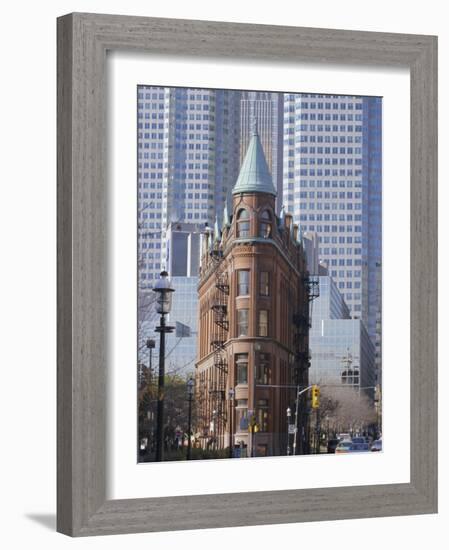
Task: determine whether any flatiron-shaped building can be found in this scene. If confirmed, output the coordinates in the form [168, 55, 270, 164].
[196, 127, 311, 457]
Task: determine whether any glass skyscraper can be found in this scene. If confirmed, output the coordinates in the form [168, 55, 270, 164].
[309, 276, 376, 397]
[137, 88, 382, 382]
[164, 276, 199, 376]
[139, 223, 201, 376]
[137, 86, 241, 372]
[240, 91, 284, 211]
[282, 94, 382, 376]
[137, 86, 241, 288]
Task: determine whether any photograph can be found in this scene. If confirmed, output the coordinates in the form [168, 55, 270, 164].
[137, 86, 382, 461]
[0, 0, 440, 543]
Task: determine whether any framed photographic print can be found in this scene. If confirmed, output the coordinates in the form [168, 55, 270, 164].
[57, 13, 437, 536]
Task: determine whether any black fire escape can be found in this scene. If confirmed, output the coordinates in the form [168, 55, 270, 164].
[292, 275, 320, 453]
[208, 249, 229, 448]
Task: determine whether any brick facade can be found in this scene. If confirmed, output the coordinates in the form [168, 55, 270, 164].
[196, 166, 310, 456]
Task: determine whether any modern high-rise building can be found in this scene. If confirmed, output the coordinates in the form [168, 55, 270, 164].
[163, 222, 202, 375]
[240, 91, 284, 211]
[196, 129, 310, 457]
[302, 230, 320, 275]
[163, 276, 199, 375]
[282, 94, 382, 375]
[137, 86, 241, 373]
[166, 221, 203, 278]
[308, 276, 376, 399]
[137, 86, 241, 288]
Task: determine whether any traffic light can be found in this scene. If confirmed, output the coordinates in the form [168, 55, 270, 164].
[249, 414, 259, 433]
[311, 384, 320, 409]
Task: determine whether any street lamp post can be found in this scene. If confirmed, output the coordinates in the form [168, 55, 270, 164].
[153, 271, 175, 462]
[286, 407, 292, 455]
[146, 338, 156, 384]
[228, 388, 235, 458]
[186, 378, 194, 460]
[145, 338, 156, 454]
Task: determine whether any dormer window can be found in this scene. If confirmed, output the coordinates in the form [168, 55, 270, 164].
[259, 210, 272, 238]
[236, 209, 250, 237]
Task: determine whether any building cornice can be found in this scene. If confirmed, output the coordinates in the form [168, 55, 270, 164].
[224, 237, 302, 277]
[195, 333, 298, 369]
[225, 336, 296, 357]
[198, 235, 304, 291]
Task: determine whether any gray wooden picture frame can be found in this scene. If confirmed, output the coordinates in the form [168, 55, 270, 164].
[57, 12, 438, 537]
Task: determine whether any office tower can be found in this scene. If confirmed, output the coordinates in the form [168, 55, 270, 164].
[282, 94, 382, 361]
[163, 222, 203, 375]
[163, 276, 199, 375]
[138, 226, 201, 380]
[308, 276, 376, 399]
[302, 230, 320, 274]
[137, 86, 240, 373]
[240, 91, 284, 211]
[137, 86, 241, 288]
[166, 221, 203, 278]
[196, 129, 310, 457]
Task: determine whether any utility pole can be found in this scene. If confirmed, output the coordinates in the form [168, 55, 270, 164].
[315, 408, 321, 454]
[293, 385, 314, 455]
[293, 391, 300, 455]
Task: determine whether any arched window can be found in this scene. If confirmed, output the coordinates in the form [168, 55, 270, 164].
[259, 209, 272, 238]
[236, 209, 250, 237]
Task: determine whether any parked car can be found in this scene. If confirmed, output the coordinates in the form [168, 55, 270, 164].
[371, 439, 382, 452]
[327, 439, 340, 454]
[350, 442, 370, 452]
[335, 440, 353, 454]
[351, 437, 366, 445]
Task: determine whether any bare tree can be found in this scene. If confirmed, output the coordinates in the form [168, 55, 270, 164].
[138, 371, 196, 461]
[315, 386, 378, 437]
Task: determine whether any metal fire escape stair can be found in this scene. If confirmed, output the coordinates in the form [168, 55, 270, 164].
[208, 251, 229, 443]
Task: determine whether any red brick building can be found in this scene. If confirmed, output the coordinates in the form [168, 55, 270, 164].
[195, 128, 310, 457]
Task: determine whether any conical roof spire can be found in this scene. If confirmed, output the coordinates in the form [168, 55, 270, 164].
[232, 127, 277, 197]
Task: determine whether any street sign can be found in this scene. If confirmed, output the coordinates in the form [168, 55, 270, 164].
[288, 424, 297, 434]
